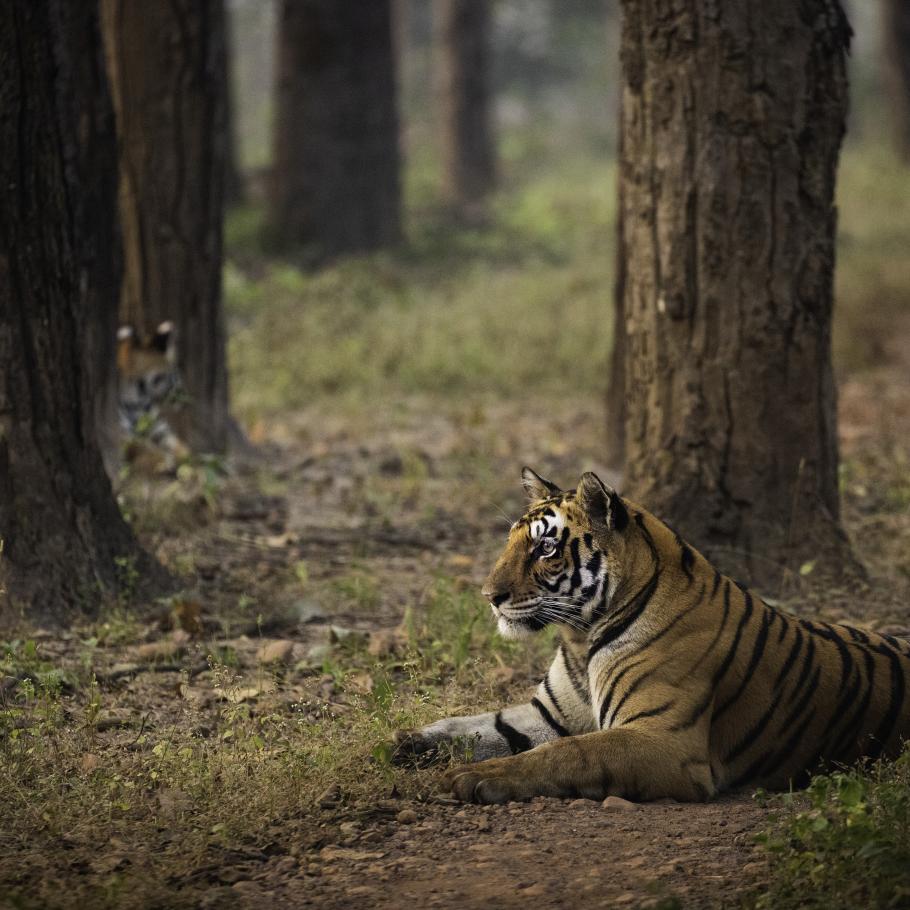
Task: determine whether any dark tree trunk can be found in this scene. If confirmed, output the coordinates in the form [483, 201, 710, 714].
[223, 5, 245, 206]
[884, 0, 910, 161]
[0, 1, 159, 622]
[101, 0, 231, 454]
[614, 0, 855, 590]
[435, 0, 496, 215]
[267, 0, 402, 259]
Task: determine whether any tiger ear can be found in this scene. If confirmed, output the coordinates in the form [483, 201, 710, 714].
[152, 321, 176, 363]
[116, 325, 136, 372]
[521, 467, 562, 502]
[578, 472, 629, 532]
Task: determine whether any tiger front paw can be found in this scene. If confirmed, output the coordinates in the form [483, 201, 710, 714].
[442, 756, 544, 804]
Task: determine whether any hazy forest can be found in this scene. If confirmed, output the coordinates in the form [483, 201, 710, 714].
[1, 0, 910, 907]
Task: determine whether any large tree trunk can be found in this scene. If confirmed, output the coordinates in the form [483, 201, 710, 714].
[267, 0, 402, 259]
[0, 1, 159, 622]
[435, 0, 496, 216]
[101, 0, 231, 454]
[614, 0, 854, 590]
[884, 0, 910, 162]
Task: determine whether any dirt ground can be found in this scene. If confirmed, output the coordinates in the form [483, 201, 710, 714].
[3, 313, 910, 910]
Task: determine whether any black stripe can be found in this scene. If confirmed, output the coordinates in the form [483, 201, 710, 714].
[867, 641, 906, 759]
[673, 589, 754, 732]
[608, 667, 657, 725]
[829, 648, 876, 759]
[620, 700, 674, 726]
[494, 713, 532, 754]
[772, 626, 803, 690]
[779, 664, 822, 733]
[560, 644, 590, 704]
[569, 538, 582, 591]
[688, 580, 733, 676]
[597, 658, 647, 728]
[785, 636, 817, 708]
[714, 596, 770, 720]
[845, 625, 870, 644]
[588, 569, 659, 661]
[710, 569, 722, 599]
[586, 550, 602, 578]
[735, 709, 818, 789]
[724, 686, 786, 764]
[543, 673, 567, 722]
[676, 535, 695, 584]
[532, 697, 569, 738]
[812, 622, 855, 695]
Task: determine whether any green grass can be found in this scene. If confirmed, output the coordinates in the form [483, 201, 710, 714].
[753, 748, 910, 909]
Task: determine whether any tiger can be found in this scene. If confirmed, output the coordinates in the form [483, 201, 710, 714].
[116, 321, 190, 473]
[393, 467, 910, 804]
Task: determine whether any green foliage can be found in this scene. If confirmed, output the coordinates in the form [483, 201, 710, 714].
[754, 748, 910, 909]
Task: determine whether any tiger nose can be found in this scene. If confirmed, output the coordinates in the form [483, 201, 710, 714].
[482, 588, 510, 606]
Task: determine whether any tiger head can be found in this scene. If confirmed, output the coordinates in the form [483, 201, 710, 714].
[116, 321, 180, 414]
[482, 467, 636, 639]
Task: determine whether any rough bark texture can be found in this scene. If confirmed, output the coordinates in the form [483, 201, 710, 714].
[0, 1, 158, 622]
[615, 0, 854, 589]
[884, 0, 910, 162]
[101, 0, 231, 453]
[436, 0, 496, 214]
[267, 0, 402, 259]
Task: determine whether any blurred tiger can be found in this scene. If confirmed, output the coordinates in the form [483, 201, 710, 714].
[117, 321, 189, 473]
[393, 467, 910, 804]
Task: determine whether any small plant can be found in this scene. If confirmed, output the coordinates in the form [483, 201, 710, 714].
[753, 747, 910, 909]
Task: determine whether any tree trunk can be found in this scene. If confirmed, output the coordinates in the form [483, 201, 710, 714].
[884, 0, 910, 162]
[614, 0, 855, 590]
[0, 1, 160, 622]
[267, 0, 402, 259]
[223, 4, 245, 206]
[435, 0, 496, 216]
[101, 0, 231, 454]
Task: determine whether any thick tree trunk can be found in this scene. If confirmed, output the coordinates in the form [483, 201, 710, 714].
[267, 0, 402, 259]
[435, 0, 496, 215]
[0, 1, 159, 622]
[101, 0, 231, 454]
[884, 0, 910, 161]
[615, 0, 855, 590]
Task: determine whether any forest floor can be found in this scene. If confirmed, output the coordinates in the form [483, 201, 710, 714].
[2, 148, 910, 909]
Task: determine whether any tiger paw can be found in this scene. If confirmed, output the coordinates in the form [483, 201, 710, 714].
[391, 729, 442, 768]
[442, 757, 537, 804]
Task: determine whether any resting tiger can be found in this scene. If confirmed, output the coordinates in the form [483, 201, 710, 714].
[394, 468, 910, 804]
[117, 321, 189, 473]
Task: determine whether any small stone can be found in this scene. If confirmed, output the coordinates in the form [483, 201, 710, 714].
[135, 639, 181, 661]
[257, 639, 295, 663]
[742, 861, 766, 874]
[339, 821, 361, 835]
[568, 798, 590, 808]
[317, 784, 342, 808]
[272, 856, 298, 875]
[475, 816, 491, 831]
[602, 795, 638, 812]
[296, 599, 327, 624]
[396, 808, 418, 824]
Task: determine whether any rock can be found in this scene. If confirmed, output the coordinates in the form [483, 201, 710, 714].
[272, 856, 298, 875]
[602, 796, 639, 812]
[396, 808, 418, 824]
[317, 784, 342, 808]
[367, 628, 409, 659]
[134, 639, 182, 661]
[329, 625, 368, 646]
[257, 639, 295, 664]
[568, 798, 590, 808]
[296, 599, 327, 624]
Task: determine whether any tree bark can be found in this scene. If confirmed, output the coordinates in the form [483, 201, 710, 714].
[101, 0, 231, 454]
[614, 0, 855, 590]
[435, 0, 496, 215]
[884, 0, 910, 162]
[267, 0, 402, 259]
[0, 1, 159, 622]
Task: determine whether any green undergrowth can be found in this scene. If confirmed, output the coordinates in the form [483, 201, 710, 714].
[753, 748, 910, 909]
[0, 574, 555, 908]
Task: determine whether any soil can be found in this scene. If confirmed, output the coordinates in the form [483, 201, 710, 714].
[4, 318, 910, 909]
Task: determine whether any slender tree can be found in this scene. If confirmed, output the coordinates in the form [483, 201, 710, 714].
[610, 0, 855, 588]
[435, 0, 497, 215]
[0, 1, 158, 621]
[884, 0, 910, 161]
[101, 0, 231, 453]
[267, 0, 402, 258]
